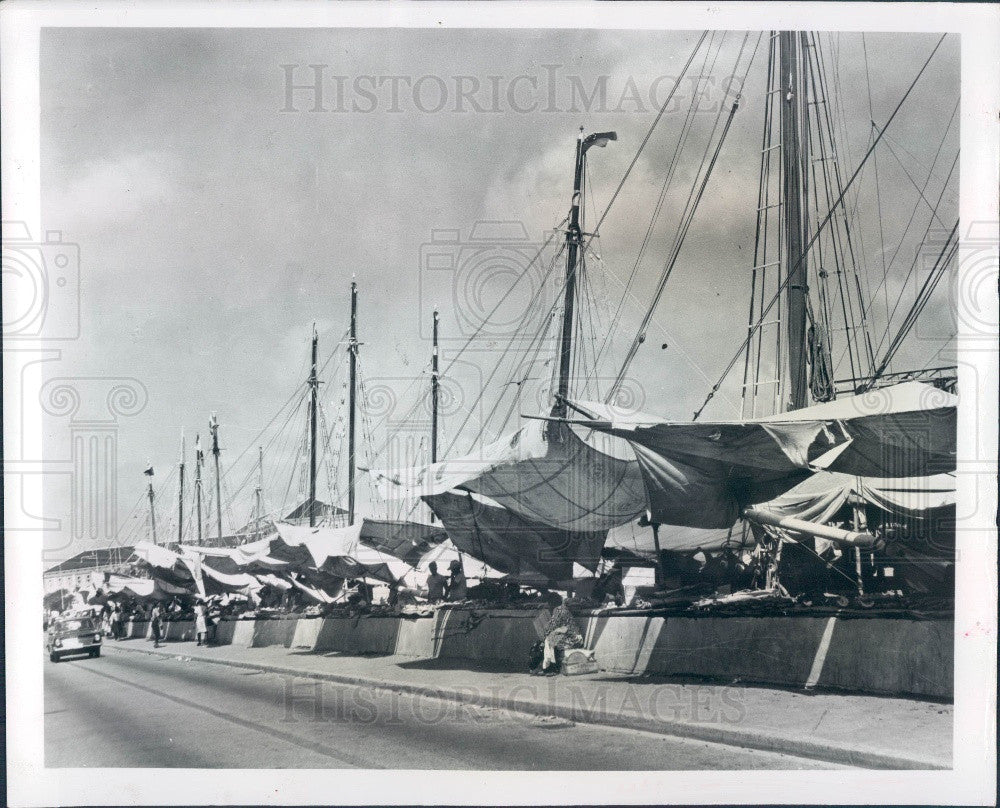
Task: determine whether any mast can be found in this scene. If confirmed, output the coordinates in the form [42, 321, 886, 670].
[177, 431, 185, 545]
[347, 281, 358, 526]
[194, 434, 204, 545]
[430, 308, 439, 523]
[144, 465, 157, 545]
[255, 445, 264, 540]
[210, 413, 222, 543]
[555, 129, 616, 415]
[308, 325, 319, 527]
[780, 31, 810, 410]
[431, 308, 439, 464]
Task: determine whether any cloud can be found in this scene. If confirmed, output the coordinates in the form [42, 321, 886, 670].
[48, 151, 179, 234]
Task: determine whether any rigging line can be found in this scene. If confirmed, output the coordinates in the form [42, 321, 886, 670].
[874, 116, 958, 293]
[809, 33, 876, 375]
[608, 33, 761, 402]
[214, 380, 308, 490]
[594, 31, 722, 370]
[223, 382, 308, 509]
[866, 147, 959, 357]
[582, 31, 711, 247]
[470, 268, 569, 445]
[691, 32, 949, 421]
[436, 217, 567, 387]
[881, 120, 957, 230]
[492, 285, 566, 436]
[862, 34, 890, 316]
[441, 242, 567, 457]
[866, 220, 958, 386]
[742, 30, 777, 415]
[278, 396, 309, 515]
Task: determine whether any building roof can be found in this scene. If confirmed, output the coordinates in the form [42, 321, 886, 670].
[44, 546, 135, 575]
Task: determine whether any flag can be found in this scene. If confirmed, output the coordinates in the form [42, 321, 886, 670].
[143, 464, 154, 477]
[195, 434, 204, 465]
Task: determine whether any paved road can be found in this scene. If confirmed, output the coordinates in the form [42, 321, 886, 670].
[45, 647, 837, 769]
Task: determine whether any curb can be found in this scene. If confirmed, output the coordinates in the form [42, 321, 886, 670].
[107, 642, 949, 771]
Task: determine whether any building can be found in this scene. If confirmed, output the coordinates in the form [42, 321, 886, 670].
[43, 546, 135, 596]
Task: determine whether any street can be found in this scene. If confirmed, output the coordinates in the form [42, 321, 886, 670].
[45, 647, 838, 769]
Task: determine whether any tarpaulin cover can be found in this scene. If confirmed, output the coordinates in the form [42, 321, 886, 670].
[424, 491, 607, 583]
[369, 417, 647, 531]
[757, 470, 956, 524]
[105, 573, 190, 599]
[357, 518, 449, 566]
[132, 542, 197, 588]
[179, 543, 289, 575]
[576, 382, 956, 529]
[271, 523, 397, 583]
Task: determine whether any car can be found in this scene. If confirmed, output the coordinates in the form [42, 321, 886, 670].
[46, 615, 102, 662]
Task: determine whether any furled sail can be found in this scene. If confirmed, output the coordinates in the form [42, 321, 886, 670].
[424, 491, 607, 583]
[571, 382, 956, 529]
[357, 518, 450, 566]
[369, 416, 647, 531]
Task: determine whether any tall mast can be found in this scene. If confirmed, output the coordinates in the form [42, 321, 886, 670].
[430, 308, 439, 524]
[195, 434, 204, 545]
[780, 31, 810, 410]
[555, 130, 586, 416]
[255, 445, 264, 540]
[554, 129, 616, 415]
[347, 281, 358, 526]
[177, 431, 185, 545]
[431, 308, 439, 464]
[308, 325, 319, 527]
[145, 466, 157, 545]
[210, 413, 222, 543]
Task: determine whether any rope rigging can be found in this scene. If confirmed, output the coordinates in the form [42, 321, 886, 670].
[692, 32, 949, 421]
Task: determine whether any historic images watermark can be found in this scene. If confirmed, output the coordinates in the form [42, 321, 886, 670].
[279, 675, 748, 729]
[2, 222, 81, 341]
[279, 64, 743, 115]
[2, 222, 148, 557]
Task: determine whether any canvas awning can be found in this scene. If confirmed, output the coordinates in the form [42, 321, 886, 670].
[369, 416, 647, 531]
[562, 382, 956, 529]
[424, 491, 607, 583]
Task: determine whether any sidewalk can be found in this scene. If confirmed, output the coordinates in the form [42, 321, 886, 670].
[108, 637, 952, 769]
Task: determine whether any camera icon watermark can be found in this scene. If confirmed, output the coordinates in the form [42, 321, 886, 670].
[2, 221, 81, 341]
[419, 221, 557, 346]
[364, 357, 484, 472]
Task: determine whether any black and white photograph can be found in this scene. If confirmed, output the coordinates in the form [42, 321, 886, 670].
[3, 2, 997, 805]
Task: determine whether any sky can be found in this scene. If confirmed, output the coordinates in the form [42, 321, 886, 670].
[39, 27, 959, 561]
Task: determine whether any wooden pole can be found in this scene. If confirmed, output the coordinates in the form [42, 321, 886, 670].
[308, 326, 319, 527]
[195, 434, 203, 546]
[178, 431, 185, 545]
[210, 413, 222, 543]
[147, 479, 158, 545]
[348, 281, 358, 526]
[780, 30, 810, 410]
[555, 130, 586, 416]
[430, 308, 439, 523]
[259, 447, 266, 536]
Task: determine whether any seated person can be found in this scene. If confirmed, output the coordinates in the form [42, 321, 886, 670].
[536, 595, 584, 675]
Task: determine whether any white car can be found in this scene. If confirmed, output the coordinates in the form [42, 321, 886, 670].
[46, 615, 102, 662]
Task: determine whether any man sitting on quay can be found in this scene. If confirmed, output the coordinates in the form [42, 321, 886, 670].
[534, 594, 584, 676]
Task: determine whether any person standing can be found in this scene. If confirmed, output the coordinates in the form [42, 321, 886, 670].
[425, 562, 447, 603]
[150, 602, 164, 648]
[194, 600, 208, 646]
[446, 559, 467, 602]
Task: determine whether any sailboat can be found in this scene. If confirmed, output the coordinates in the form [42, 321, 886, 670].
[369, 29, 957, 605]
